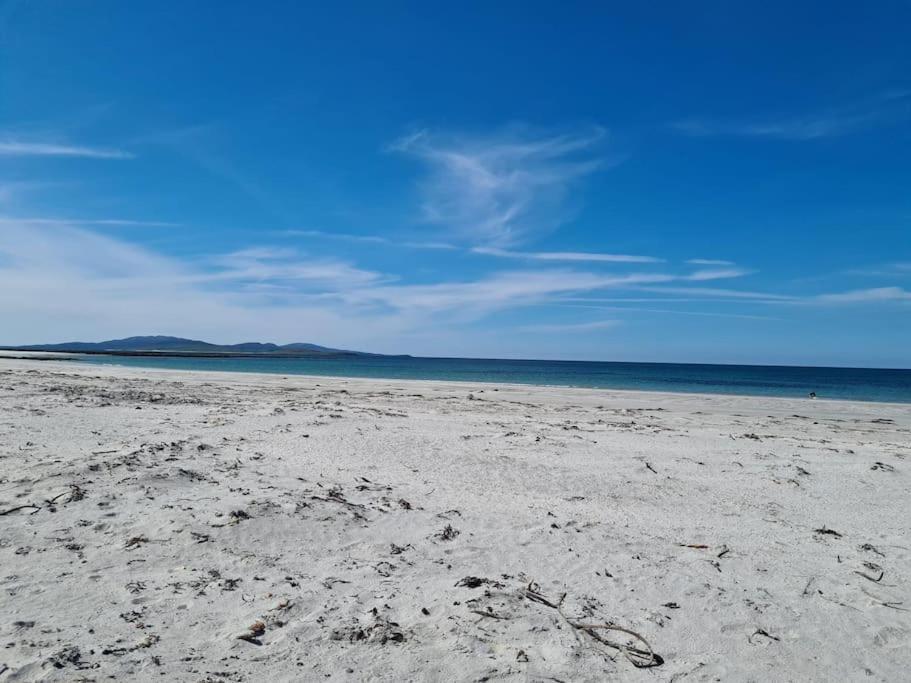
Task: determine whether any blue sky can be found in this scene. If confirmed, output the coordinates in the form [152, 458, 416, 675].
[0, 1, 909, 367]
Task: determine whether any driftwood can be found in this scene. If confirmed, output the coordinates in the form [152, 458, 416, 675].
[0, 503, 41, 516]
[0, 485, 85, 516]
[523, 582, 662, 668]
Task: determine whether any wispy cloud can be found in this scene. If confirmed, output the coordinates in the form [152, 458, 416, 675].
[686, 258, 734, 266]
[565, 303, 776, 321]
[596, 283, 911, 306]
[815, 286, 911, 303]
[471, 246, 662, 264]
[672, 116, 870, 140]
[392, 125, 608, 246]
[283, 229, 457, 250]
[2, 220, 906, 352]
[634, 286, 796, 301]
[284, 232, 656, 261]
[0, 221, 398, 346]
[0, 140, 133, 159]
[0, 180, 57, 206]
[340, 270, 666, 316]
[0, 219, 760, 339]
[0, 221, 682, 346]
[467, 258, 750, 282]
[283, 229, 388, 244]
[843, 262, 911, 278]
[341, 265, 750, 318]
[673, 90, 911, 140]
[207, 247, 384, 288]
[519, 319, 620, 333]
[684, 268, 754, 281]
[0, 216, 179, 228]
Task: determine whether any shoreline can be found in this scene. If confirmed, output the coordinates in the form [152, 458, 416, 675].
[3, 354, 909, 409]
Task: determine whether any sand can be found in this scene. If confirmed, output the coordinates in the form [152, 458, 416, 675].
[0, 357, 909, 681]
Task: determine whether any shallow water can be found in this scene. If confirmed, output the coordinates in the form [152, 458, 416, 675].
[77, 354, 911, 403]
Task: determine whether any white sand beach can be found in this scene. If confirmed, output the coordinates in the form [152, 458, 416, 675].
[1, 357, 909, 681]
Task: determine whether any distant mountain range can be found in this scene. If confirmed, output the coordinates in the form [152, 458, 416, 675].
[2, 335, 395, 358]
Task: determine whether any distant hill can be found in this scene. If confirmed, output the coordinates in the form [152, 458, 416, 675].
[3, 335, 390, 358]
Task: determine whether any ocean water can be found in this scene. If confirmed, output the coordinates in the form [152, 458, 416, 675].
[76, 354, 911, 404]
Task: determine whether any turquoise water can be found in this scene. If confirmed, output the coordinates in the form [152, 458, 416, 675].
[76, 354, 911, 403]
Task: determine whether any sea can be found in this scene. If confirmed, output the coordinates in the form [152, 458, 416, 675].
[75, 354, 911, 404]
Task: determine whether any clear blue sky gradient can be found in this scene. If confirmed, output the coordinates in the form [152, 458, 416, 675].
[0, 1, 909, 366]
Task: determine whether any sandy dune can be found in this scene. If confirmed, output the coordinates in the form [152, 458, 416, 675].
[0, 358, 909, 681]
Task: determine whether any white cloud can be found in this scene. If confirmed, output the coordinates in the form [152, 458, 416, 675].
[335, 265, 748, 318]
[283, 229, 457, 250]
[684, 268, 753, 281]
[0, 220, 766, 347]
[672, 116, 868, 140]
[3, 220, 904, 352]
[342, 271, 678, 317]
[564, 303, 776, 320]
[0, 181, 56, 206]
[0, 221, 674, 347]
[686, 258, 734, 266]
[392, 126, 608, 245]
[401, 240, 460, 250]
[0, 222, 400, 346]
[471, 246, 662, 264]
[815, 287, 911, 303]
[635, 286, 796, 301]
[0, 140, 133, 159]
[0, 216, 178, 228]
[672, 91, 910, 141]
[616, 283, 911, 306]
[283, 229, 388, 244]
[519, 319, 620, 333]
[844, 262, 911, 277]
[205, 247, 384, 288]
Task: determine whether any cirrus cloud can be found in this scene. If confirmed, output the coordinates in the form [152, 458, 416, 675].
[392, 126, 609, 246]
[0, 139, 133, 159]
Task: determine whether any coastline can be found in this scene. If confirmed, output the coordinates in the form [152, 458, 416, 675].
[1, 358, 908, 680]
[3, 353, 909, 409]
